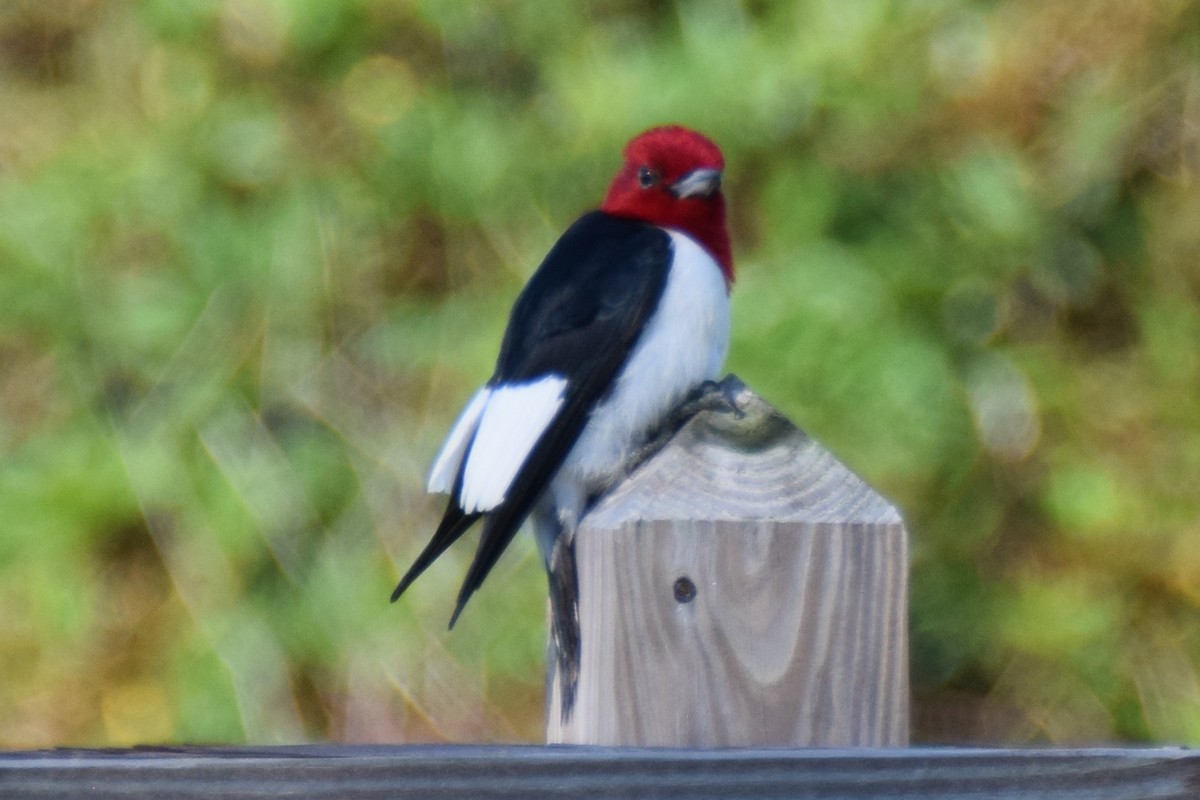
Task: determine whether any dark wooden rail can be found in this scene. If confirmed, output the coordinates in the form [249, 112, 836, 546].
[2, 745, 1198, 799]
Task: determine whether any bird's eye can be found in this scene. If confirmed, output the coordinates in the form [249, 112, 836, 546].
[637, 166, 659, 189]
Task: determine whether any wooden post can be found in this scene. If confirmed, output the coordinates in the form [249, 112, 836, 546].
[546, 376, 908, 747]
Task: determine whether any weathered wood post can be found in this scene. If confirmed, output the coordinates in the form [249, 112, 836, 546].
[546, 376, 908, 746]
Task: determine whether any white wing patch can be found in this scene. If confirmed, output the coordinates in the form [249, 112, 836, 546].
[427, 387, 492, 495]
[458, 376, 568, 513]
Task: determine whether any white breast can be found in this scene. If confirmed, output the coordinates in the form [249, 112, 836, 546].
[552, 230, 730, 524]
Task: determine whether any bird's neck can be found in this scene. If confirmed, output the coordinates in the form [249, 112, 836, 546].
[678, 198, 734, 288]
[605, 199, 734, 287]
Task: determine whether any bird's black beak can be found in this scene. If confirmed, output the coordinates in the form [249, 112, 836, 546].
[670, 168, 722, 199]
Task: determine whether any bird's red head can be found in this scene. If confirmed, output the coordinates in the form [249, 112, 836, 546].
[601, 126, 734, 285]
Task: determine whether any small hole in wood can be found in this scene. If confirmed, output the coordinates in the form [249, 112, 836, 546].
[673, 576, 696, 604]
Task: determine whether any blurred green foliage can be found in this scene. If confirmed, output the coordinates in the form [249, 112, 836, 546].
[1, 0, 1199, 746]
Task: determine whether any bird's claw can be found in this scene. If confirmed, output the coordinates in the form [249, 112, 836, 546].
[622, 379, 744, 476]
[685, 379, 745, 420]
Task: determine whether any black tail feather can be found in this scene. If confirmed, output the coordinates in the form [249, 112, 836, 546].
[548, 536, 581, 723]
[391, 504, 481, 603]
[447, 498, 532, 627]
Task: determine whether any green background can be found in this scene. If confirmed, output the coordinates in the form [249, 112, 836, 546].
[1, 0, 1199, 745]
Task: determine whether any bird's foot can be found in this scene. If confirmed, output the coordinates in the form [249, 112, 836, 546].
[676, 379, 746, 422]
[624, 379, 744, 475]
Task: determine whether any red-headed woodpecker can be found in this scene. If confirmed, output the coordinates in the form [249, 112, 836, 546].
[392, 126, 733, 671]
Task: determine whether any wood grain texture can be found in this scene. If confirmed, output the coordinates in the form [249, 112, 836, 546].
[547, 376, 909, 747]
[3, 746, 1199, 800]
[584, 377, 903, 528]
